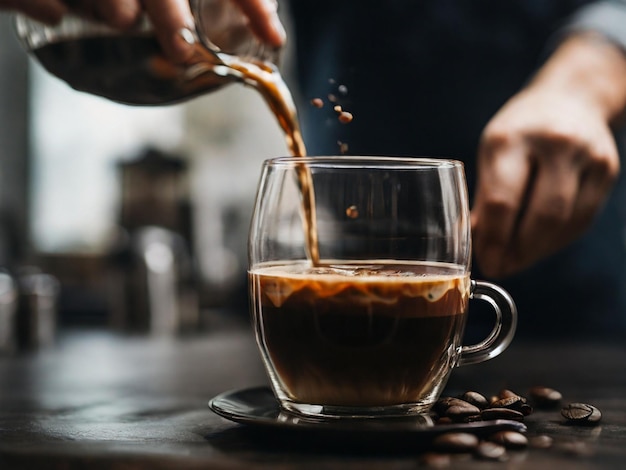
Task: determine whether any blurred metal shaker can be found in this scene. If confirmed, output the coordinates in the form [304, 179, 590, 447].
[15, 267, 60, 350]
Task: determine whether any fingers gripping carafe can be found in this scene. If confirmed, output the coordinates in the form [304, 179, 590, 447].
[14, 0, 281, 105]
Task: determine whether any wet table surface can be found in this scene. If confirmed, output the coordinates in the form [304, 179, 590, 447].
[0, 314, 625, 469]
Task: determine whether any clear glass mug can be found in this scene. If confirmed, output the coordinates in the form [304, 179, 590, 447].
[14, 0, 281, 105]
[248, 156, 517, 419]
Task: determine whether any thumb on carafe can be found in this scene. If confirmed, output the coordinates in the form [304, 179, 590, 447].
[234, 0, 287, 47]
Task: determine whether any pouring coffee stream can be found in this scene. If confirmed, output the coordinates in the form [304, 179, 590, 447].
[214, 52, 320, 265]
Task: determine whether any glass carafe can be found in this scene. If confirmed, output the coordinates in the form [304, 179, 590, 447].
[14, 0, 281, 105]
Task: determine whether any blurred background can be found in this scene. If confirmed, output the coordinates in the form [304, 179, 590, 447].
[0, 8, 297, 346]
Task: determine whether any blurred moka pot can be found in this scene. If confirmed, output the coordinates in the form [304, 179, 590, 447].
[14, 0, 281, 105]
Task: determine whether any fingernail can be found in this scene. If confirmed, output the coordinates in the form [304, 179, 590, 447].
[178, 27, 197, 45]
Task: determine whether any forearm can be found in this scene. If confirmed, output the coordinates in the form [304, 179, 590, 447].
[529, 32, 626, 127]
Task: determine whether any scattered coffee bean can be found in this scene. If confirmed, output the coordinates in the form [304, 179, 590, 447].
[432, 432, 480, 453]
[561, 403, 602, 426]
[481, 407, 525, 422]
[529, 386, 563, 409]
[445, 404, 481, 421]
[499, 389, 520, 399]
[434, 397, 472, 414]
[462, 414, 483, 423]
[519, 403, 534, 416]
[491, 395, 525, 410]
[426, 386, 597, 464]
[488, 430, 528, 449]
[420, 452, 451, 468]
[461, 391, 489, 409]
[310, 97, 324, 108]
[475, 441, 507, 461]
[338, 111, 354, 124]
[529, 435, 553, 449]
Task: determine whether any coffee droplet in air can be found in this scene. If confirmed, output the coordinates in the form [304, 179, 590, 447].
[310, 97, 324, 108]
[338, 111, 353, 124]
[346, 205, 359, 218]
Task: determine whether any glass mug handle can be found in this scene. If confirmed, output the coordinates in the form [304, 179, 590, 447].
[458, 280, 518, 366]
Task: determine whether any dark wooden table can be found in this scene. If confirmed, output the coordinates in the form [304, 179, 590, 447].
[0, 313, 625, 469]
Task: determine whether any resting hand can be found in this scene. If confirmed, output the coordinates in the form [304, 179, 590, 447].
[472, 34, 626, 278]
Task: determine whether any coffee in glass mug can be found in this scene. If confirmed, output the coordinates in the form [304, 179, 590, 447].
[249, 157, 516, 418]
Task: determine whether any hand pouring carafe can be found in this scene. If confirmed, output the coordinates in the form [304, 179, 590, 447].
[14, 0, 281, 105]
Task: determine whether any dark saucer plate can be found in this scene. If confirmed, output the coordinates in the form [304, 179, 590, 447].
[209, 386, 527, 444]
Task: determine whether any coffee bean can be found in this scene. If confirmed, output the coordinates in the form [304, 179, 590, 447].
[434, 397, 472, 414]
[461, 391, 489, 409]
[561, 403, 602, 426]
[432, 432, 480, 453]
[462, 414, 483, 423]
[481, 407, 525, 422]
[420, 452, 451, 468]
[490, 395, 524, 410]
[529, 386, 562, 409]
[520, 403, 534, 416]
[488, 430, 528, 449]
[529, 435, 553, 449]
[475, 441, 507, 461]
[445, 404, 481, 421]
[499, 389, 524, 400]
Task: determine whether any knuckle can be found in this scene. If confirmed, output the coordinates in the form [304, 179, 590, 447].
[479, 126, 515, 155]
[589, 152, 620, 182]
[100, 1, 142, 29]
